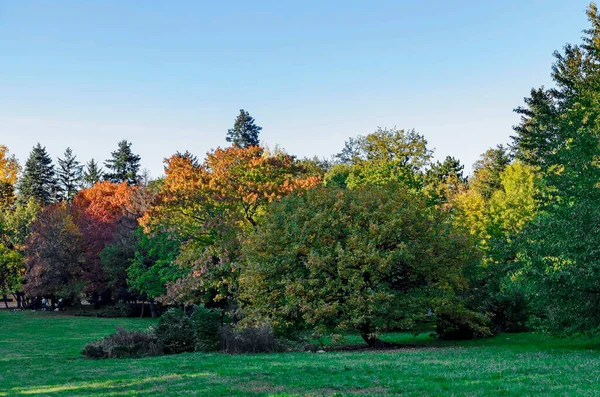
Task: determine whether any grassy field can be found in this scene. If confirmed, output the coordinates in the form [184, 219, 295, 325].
[1, 311, 600, 396]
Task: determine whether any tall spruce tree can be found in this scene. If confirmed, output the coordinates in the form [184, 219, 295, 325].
[104, 140, 141, 185]
[57, 147, 83, 202]
[226, 109, 262, 148]
[82, 159, 103, 188]
[18, 144, 57, 205]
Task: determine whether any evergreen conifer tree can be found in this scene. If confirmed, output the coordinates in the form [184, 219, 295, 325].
[57, 147, 83, 202]
[82, 159, 103, 188]
[104, 140, 141, 185]
[18, 143, 57, 205]
[226, 109, 262, 148]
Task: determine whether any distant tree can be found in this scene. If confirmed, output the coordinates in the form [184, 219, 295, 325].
[57, 147, 83, 202]
[427, 156, 466, 184]
[0, 244, 24, 307]
[100, 225, 138, 293]
[101, 176, 158, 297]
[0, 199, 40, 253]
[127, 229, 181, 301]
[323, 163, 352, 189]
[18, 144, 57, 205]
[82, 159, 103, 188]
[240, 185, 480, 346]
[104, 140, 141, 185]
[294, 156, 330, 179]
[425, 156, 468, 205]
[0, 145, 20, 209]
[488, 162, 540, 238]
[23, 204, 86, 300]
[0, 145, 20, 185]
[72, 182, 132, 294]
[226, 109, 262, 148]
[0, 198, 38, 309]
[334, 128, 433, 190]
[511, 88, 559, 168]
[470, 145, 511, 200]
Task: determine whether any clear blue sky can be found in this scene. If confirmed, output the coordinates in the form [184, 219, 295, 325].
[0, 0, 592, 178]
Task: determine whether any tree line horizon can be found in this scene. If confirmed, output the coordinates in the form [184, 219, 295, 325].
[2, 3, 600, 345]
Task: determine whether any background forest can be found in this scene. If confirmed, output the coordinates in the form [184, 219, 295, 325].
[3, 4, 600, 349]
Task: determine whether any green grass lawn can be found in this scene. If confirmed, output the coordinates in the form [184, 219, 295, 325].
[1, 311, 600, 396]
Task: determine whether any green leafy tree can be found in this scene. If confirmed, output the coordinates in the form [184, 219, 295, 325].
[127, 229, 181, 300]
[57, 147, 83, 202]
[18, 143, 57, 205]
[226, 109, 262, 148]
[334, 128, 432, 190]
[240, 185, 479, 346]
[0, 244, 24, 307]
[101, 227, 138, 294]
[488, 162, 540, 238]
[0, 199, 40, 252]
[508, 4, 600, 335]
[470, 145, 511, 200]
[23, 204, 86, 300]
[83, 159, 103, 188]
[519, 199, 600, 335]
[104, 140, 141, 185]
[323, 163, 352, 189]
[425, 156, 467, 205]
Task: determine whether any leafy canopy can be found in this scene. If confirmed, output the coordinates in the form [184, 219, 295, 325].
[240, 185, 478, 345]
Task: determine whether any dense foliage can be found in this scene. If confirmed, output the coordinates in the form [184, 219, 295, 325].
[240, 185, 480, 345]
[3, 4, 600, 348]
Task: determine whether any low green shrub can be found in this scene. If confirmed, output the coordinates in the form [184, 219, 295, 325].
[435, 306, 493, 340]
[82, 327, 161, 359]
[489, 288, 530, 333]
[190, 306, 222, 352]
[155, 308, 197, 354]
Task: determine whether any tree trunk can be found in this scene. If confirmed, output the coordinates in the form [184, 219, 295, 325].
[359, 325, 392, 348]
[149, 299, 157, 318]
[361, 333, 387, 348]
[140, 301, 145, 318]
[3, 295, 8, 308]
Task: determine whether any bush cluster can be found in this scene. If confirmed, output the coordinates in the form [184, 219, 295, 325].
[435, 306, 493, 340]
[83, 306, 226, 359]
[190, 306, 223, 352]
[220, 324, 279, 354]
[82, 307, 330, 359]
[82, 327, 161, 359]
[489, 288, 530, 333]
[154, 308, 197, 354]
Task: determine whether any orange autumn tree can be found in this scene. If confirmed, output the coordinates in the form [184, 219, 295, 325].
[141, 146, 321, 306]
[72, 181, 133, 295]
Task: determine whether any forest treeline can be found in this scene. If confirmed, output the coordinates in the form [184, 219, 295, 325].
[2, 4, 600, 345]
